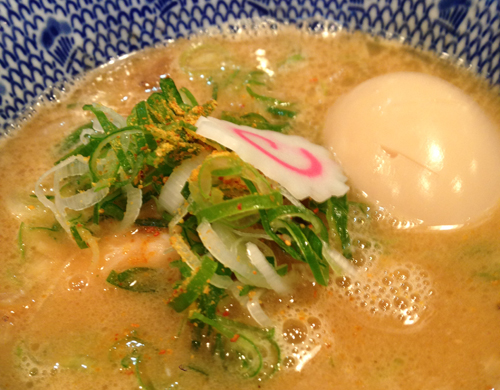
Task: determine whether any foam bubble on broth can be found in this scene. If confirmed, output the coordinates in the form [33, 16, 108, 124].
[326, 201, 434, 326]
[329, 205, 435, 326]
[271, 305, 330, 373]
[332, 264, 434, 326]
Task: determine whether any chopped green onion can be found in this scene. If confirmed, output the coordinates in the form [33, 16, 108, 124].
[198, 284, 226, 322]
[197, 153, 243, 198]
[70, 225, 89, 249]
[195, 154, 272, 203]
[186, 364, 209, 376]
[239, 285, 256, 296]
[159, 152, 208, 215]
[272, 219, 329, 286]
[93, 190, 125, 224]
[118, 184, 142, 231]
[246, 242, 290, 295]
[209, 77, 219, 101]
[145, 93, 175, 124]
[267, 106, 296, 118]
[106, 268, 162, 293]
[221, 112, 289, 133]
[128, 101, 155, 126]
[277, 53, 305, 68]
[30, 194, 54, 200]
[326, 195, 352, 259]
[169, 256, 218, 313]
[190, 312, 236, 339]
[18, 222, 26, 260]
[179, 216, 206, 255]
[245, 70, 269, 86]
[181, 182, 191, 200]
[220, 212, 261, 229]
[55, 137, 103, 164]
[191, 313, 265, 378]
[159, 77, 185, 107]
[208, 315, 280, 378]
[58, 122, 93, 153]
[193, 191, 283, 223]
[276, 264, 288, 276]
[170, 260, 193, 279]
[212, 83, 219, 100]
[88, 127, 143, 183]
[180, 87, 199, 106]
[82, 105, 119, 134]
[266, 205, 328, 242]
[135, 218, 169, 228]
[93, 203, 100, 225]
[109, 333, 160, 390]
[246, 86, 292, 108]
[102, 203, 125, 221]
[259, 210, 302, 261]
[214, 333, 225, 359]
[29, 224, 60, 232]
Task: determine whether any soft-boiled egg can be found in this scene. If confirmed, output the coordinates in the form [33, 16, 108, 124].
[323, 72, 500, 228]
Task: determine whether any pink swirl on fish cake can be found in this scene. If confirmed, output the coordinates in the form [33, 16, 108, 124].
[232, 128, 323, 178]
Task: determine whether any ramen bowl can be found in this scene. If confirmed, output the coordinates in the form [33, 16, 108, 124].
[1, 0, 499, 133]
[1, 1, 500, 390]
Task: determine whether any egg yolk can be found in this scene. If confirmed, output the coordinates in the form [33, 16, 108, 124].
[323, 72, 500, 228]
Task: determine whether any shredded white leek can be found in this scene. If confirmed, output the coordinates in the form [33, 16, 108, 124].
[83, 231, 100, 264]
[35, 155, 107, 233]
[57, 187, 109, 212]
[170, 232, 202, 269]
[197, 220, 270, 289]
[232, 229, 272, 240]
[52, 156, 88, 226]
[92, 103, 127, 128]
[210, 273, 234, 289]
[118, 184, 142, 231]
[246, 289, 273, 328]
[278, 184, 305, 209]
[158, 151, 208, 215]
[53, 156, 109, 222]
[246, 242, 290, 295]
[322, 243, 356, 278]
[92, 119, 104, 133]
[80, 127, 104, 145]
[230, 284, 273, 328]
[170, 232, 233, 289]
[168, 200, 190, 231]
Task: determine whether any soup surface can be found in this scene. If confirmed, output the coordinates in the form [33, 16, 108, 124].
[1, 25, 500, 390]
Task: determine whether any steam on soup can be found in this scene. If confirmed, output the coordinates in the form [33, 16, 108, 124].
[1, 25, 500, 390]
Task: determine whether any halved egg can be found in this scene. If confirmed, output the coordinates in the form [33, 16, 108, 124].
[323, 72, 500, 228]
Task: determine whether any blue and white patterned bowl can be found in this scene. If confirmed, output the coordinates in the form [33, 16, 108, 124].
[1, 0, 499, 132]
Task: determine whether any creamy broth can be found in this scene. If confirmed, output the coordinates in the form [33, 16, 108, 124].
[1, 26, 500, 390]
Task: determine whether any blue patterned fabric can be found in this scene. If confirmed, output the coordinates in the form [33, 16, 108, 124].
[1, 0, 499, 131]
